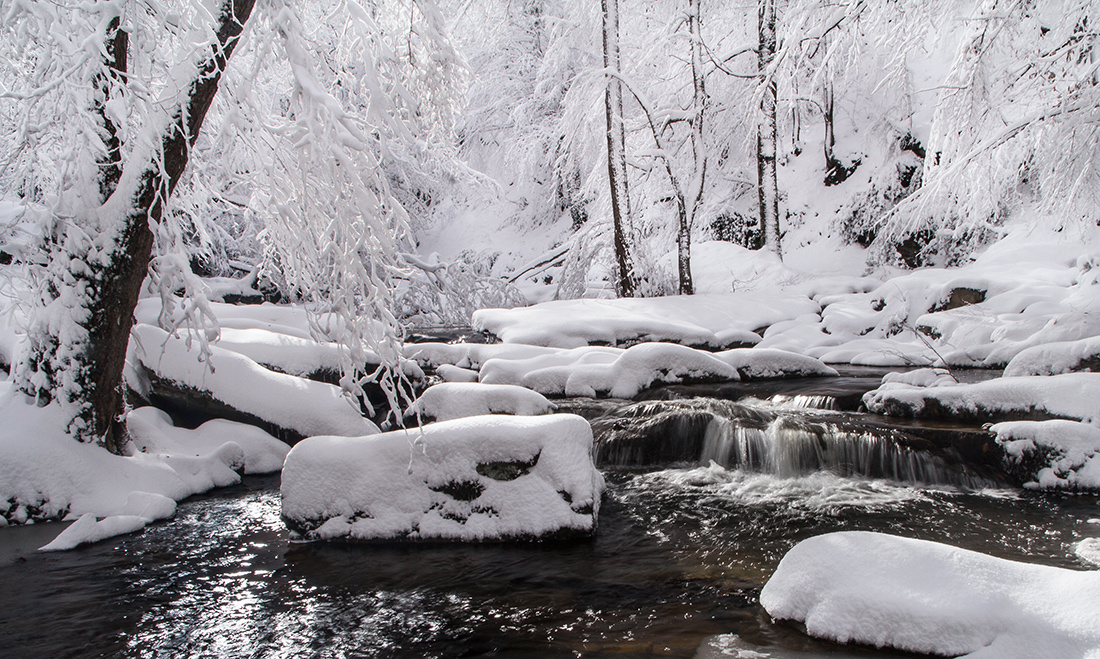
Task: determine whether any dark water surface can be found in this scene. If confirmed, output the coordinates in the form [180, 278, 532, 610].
[2, 468, 1098, 658]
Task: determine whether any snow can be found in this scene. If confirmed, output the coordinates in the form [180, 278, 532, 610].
[1004, 336, 1100, 377]
[761, 531, 1100, 659]
[863, 372, 1100, 423]
[131, 324, 377, 439]
[992, 420, 1100, 490]
[1076, 539, 1100, 567]
[281, 414, 604, 542]
[472, 291, 820, 349]
[0, 382, 265, 548]
[128, 406, 289, 475]
[406, 382, 553, 423]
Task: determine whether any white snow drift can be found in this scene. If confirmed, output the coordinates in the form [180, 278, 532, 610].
[132, 324, 376, 438]
[281, 414, 604, 542]
[406, 382, 553, 422]
[761, 531, 1100, 659]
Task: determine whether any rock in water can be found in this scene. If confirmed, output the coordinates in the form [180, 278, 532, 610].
[280, 414, 604, 542]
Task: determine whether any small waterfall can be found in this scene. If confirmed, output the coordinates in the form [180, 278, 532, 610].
[765, 394, 838, 410]
[595, 398, 998, 489]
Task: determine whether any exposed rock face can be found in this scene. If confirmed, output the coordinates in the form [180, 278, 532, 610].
[281, 414, 604, 543]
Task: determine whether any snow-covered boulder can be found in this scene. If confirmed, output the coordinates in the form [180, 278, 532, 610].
[1003, 336, 1100, 377]
[281, 414, 603, 542]
[714, 348, 838, 379]
[131, 324, 377, 441]
[127, 406, 289, 474]
[761, 531, 1100, 659]
[862, 372, 1100, 423]
[992, 420, 1100, 490]
[405, 382, 553, 423]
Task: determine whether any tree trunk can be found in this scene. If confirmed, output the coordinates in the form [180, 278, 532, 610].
[677, 0, 706, 296]
[602, 0, 638, 298]
[94, 17, 128, 203]
[19, 0, 256, 453]
[757, 0, 780, 256]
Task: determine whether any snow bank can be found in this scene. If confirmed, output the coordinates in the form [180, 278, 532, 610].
[863, 372, 1100, 423]
[761, 531, 1100, 659]
[0, 383, 254, 548]
[992, 420, 1100, 490]
[281, 414, 604, 542]
[472, 292, 817, 349]
[1004, 336, 1100, 377]
[128, 406, 289, 474]
[714, 348, 838, 379]
[1077, 539, 1100, 567]
[406, 382, 553, 423]
[132, 324, 376, 439]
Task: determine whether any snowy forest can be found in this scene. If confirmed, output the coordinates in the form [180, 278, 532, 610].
[1, 0, 1099, 656]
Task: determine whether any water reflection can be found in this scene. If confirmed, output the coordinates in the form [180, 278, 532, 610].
[1, 470, 1098, 658]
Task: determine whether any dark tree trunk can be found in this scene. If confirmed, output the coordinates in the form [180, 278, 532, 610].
[602, 0, 639, 298]
[20, 0, 256, 453]
[94, 17, 128, 202]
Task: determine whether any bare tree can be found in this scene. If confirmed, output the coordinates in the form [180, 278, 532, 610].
[757, 0, 781, 257]
[602, 0, 640, 297]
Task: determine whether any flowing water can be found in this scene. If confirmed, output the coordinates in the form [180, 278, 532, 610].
[2, 371, 1099, 658]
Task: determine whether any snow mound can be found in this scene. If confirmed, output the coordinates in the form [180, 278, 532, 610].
[761, 531, 1100, 659]
[128, 406, 289, 474]
[0, 382, 254, 548]
[406, 382, 553, 423]
[472, 292, 818, 349]
[132, 324, 377, 439]
[480, 342, 738, 398]
[281, 414, 604, 542]
[1076, 539, 1100, 567]
[862, 372, 1100, 423]
[992, 420, 1100, 490]
[1004, 336, 1100, 377]
[478, 342, 836, 398]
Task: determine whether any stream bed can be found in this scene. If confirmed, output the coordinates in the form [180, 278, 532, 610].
[2, 371, 1099, 658]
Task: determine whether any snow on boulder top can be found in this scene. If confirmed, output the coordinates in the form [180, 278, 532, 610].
[406, 382, 553, 423]
[992, 420, 1100, 490]
[281, 414, 604, 543]
[761, 531, 1100, 659]
[131, 324, 377, 440]
[472, 292, 818, 349]
[1003, 335, 1100, 377]
[862, 372, 1100, 423]
[714, 348, 838, 379]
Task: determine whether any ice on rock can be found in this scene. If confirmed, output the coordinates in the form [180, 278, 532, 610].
[281, 414, 604, 542]
[405, 382, 553, 423]
[761, 531, 1100, 659]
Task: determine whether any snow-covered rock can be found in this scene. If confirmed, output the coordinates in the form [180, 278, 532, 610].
[761, 531, 1100, 659]
[281, 414, 604, 542]
[1004, 336, 1100, 377]
[475, 342, 837, 399]
[992, 420, 1100, 490]
[862, 372, 1100, 423]
[406, 382, 553, 423]
[131, 324, 377, 440]
[127, 406, 289, 474]
[472, 292, 819, 349]
[0, 382, 257, 547]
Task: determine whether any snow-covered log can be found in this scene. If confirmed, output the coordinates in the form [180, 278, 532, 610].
[281, 414, 603, 543]
[761, 531, 1100, 659]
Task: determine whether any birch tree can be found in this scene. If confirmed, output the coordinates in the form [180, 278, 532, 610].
[757, 0, 781, 256]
